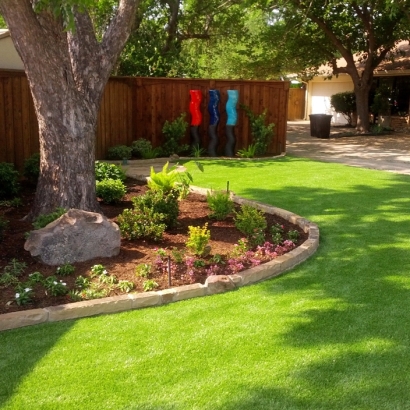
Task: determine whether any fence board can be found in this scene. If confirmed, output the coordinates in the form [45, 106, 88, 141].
[0, 71, 297, 170]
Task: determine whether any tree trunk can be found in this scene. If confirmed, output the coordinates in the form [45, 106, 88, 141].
[0, 0, 139, 220]
[31, 83, 101, 218]
[353, 83, 371, 134]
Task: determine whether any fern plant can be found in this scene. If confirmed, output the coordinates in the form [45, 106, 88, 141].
[148, 162, 179, 194]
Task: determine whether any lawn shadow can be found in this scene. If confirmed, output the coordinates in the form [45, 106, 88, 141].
[0, 320, 76, 407]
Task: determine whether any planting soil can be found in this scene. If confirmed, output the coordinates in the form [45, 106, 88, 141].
[0, 180, 308, 315]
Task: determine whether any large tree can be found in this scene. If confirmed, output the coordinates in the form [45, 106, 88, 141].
[0, 0, 139, 219]
[271, 0, 410, 133]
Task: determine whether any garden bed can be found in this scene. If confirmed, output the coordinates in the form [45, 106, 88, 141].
[0, 180, 309, 315]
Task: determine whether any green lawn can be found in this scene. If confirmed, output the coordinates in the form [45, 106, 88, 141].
[1, 156, 410, 409]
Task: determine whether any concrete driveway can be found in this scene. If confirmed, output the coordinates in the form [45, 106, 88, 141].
[286, 121, 410, 175]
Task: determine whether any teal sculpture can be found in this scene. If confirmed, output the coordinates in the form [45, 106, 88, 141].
[225, 90, 239, 156]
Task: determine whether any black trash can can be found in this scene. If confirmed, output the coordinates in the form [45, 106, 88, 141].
[309, 114, 333, 138]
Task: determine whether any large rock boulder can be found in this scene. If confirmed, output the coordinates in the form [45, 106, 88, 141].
[24, 209, 121, 266]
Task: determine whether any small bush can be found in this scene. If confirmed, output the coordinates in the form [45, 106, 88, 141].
[206, 191, 234, 220]
[161, 113, 190, 156]
[23, 153, 40, 184]
[148, 161, 179, 193]
[56, 263, 75, 276]
[132, 139, 153, 157]
[241, 106, 275, 156]
[234, 205, 267, 248]
[132, 189, 179, 228]
[96, 178, 126, 204]
[117, 207, 166, 241]
[330, 91, 356, 125]
[95, 161, 126, 182]
[186, 223, 211, 256]
[32, 208, 67, 230]
[0, 162, 20, 200]
[107, 145, 132, 160]
[237, 144, 257, 158]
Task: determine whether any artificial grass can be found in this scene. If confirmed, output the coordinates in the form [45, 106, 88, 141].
[1, 156, 410, 409]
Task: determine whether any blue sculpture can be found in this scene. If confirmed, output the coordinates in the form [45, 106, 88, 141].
[207, 89, 220, 156]
[225, 90, 239, 156]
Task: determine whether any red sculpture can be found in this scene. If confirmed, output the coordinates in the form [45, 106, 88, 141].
[189, 90, 202, 126]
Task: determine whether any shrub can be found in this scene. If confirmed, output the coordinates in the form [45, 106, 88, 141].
[371, 84, 392, 116]
[0, 162, 20, 200]
[148, 161, 198, 200]
[330, 91, 356, 125]
[23, 153, 40, 184]
[56, 263, 75, 276]
[186, 223, 211, 256]
[148, 162, 179, 193]
[131, 138, 155, 158]
[32, 207, 67, 230]
[95, 161, 126, 182]
[96, 178, 126, 204]
[117, 207, 166, 241]
[132, 189, 179, 228]
[237, 144, 257, 158]
[143, 279, 158, 292]
[161, 113, 190, 156]
[206, 190, 234, 220]
[107, 145, 132, 160]
[234, 205, 267, 248]
[241, 105, 275, 156]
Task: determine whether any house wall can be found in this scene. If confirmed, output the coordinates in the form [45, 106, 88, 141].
[306, 74, 353, 124]
[0, 34, 24, 70]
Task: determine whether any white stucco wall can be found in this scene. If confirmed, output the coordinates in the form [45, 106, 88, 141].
[0, 31, 24, 70]
[306, 74, 354, 124]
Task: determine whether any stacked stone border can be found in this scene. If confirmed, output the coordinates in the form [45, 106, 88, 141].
[0, 187, 319, 332]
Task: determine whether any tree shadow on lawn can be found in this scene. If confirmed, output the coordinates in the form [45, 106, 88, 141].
[237, 177, 410, 407]
[0, 320, 76, 408]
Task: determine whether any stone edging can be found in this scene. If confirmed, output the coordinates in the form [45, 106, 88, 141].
[0, 188, 319, 332]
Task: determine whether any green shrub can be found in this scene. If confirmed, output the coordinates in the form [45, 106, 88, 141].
[234, 205, 267, 248]
[107, 145, 132, 160]
[206, 191, 234, 220]
[95, 161, 126, 182]
[241, 105, 275, 156]
[132, 189, 179, 228]
[23, 153, 40, 184]
[117, 207, 166, 241]
[56, 263, 75, 276]
[0, 162, 20, 200]
[330, 91, 356, 125]
[186, 223, 211, 256]
[161, 113, 189, 156]
[96, 178, 126, 204]
[237, 144, 257, 158]
[131, 139, 153, 156]
[148, 161, 196, 200]
[148, 162, 179, 193]
[32, 207, 67, 230]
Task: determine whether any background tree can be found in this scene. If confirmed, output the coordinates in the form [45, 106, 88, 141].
[270, 0, 410, 133]
[0, 0, 139, 219]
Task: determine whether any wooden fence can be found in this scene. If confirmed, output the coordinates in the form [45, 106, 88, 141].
[0, 71, 293, 170]
[288, 88, 306, 120]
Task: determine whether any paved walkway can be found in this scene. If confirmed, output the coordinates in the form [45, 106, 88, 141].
[286, 120, 410, 175]
[116, 121, 410, 178]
